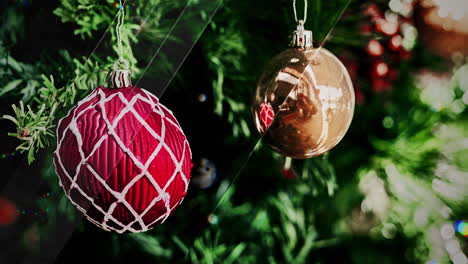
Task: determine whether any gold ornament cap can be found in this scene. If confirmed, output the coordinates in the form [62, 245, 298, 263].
[290, 20, 313, 48]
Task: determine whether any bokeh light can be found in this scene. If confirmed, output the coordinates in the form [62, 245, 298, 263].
[454, 220, 468, 237]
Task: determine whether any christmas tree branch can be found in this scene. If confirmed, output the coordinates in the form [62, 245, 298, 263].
[2, 58, 108, 164]
[54, 0, 116, 39]
[206, 24, 251, 139]
[0, 41, 43, 102]
[3, 101, 56, 162]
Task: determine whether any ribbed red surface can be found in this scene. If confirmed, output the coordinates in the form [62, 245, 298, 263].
[54, 86, 192, 233]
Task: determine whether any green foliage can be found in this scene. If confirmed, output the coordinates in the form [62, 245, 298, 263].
[2, 57, 108, 164]
[2, 101, 56, 162]
[0, 42, 42, 102]
[54, 0, 140, 73]
[353, 70, 468, 263]
[54, 0, 116, 38]
[308, 0, 352, 42]
[269, 192, 318, 263]
[202, 16, 253, 139]
[0, 6, 24, 45]
[207, 30, 250, 138]
[186, 231, 248, 264]
[129, 233, 173, 258]
[296, 156, 338, 197]
[373, 124, 441, 177]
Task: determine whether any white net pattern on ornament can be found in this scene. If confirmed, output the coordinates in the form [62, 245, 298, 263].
[54, 88, 190, 233]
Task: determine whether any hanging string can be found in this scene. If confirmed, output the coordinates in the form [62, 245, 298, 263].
[114, 0, 128, 70]
[293, 0, 308, 24]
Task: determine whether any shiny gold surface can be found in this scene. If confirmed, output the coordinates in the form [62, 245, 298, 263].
[252, 47, 355, 159]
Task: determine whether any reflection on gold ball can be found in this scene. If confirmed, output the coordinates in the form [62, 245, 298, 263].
[252, 47, 355, 159]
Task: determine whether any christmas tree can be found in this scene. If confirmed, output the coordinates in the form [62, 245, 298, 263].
[0, 0, 467, 263]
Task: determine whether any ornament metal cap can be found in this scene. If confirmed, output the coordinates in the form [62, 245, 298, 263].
[290, 20, 313, 49]
[110, 59, 132, 89]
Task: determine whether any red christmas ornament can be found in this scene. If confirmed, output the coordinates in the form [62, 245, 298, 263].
[0, 197, 17, 226]
[280, 157, 297, 180]
[257, 102, 275, 132]
[280, 168, 297, 180]
[54, 70, 192, 233]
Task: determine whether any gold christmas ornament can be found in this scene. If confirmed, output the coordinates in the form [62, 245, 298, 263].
[252, 21, 355, 159]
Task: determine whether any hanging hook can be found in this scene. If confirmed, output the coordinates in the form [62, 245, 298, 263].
[290, 1, 313, 49]
[116, 0, 125, 61]
[110, 0, 132, 88]
[293, 0, 308, 24]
